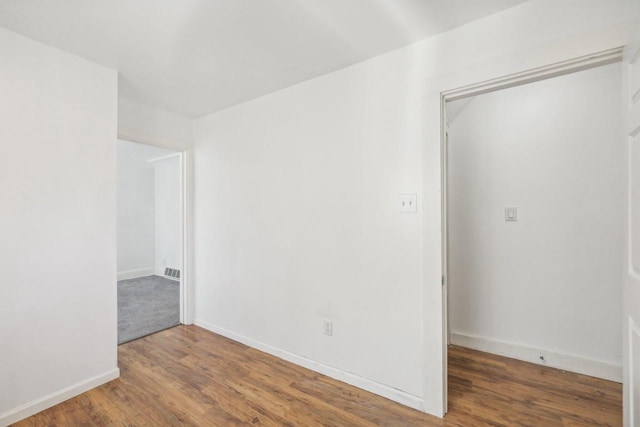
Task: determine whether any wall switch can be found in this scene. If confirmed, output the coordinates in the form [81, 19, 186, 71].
[323, 319, 333, 336]
[505, 207, 517, 222]
[399, 194, 417, 213]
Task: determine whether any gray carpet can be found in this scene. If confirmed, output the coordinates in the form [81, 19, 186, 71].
[118, 275, 180, 344]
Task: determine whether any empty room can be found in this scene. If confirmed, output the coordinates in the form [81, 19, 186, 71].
[1, 1, 640, 426]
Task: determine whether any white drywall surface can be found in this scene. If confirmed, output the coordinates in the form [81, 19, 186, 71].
[117, 141, 156, 277]
[194, 56, 425, 399]
[193, 0, 638, 414]
[0, 27, 118, 423]
[117, 140, 180, 280]
[447, 63, 624, 377]
[118, 96, 193, 150]
[152, 155, 182, 275]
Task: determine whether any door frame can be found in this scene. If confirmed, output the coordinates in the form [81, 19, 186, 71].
[117, 133, 195, 326]
[439, 45, 624, 414]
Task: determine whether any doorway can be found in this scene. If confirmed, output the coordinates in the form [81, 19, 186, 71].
[117, 139, 184, 344]
[441, 50, 626, 421]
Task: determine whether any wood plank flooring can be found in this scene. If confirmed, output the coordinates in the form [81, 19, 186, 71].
[15, 325, 622, 426]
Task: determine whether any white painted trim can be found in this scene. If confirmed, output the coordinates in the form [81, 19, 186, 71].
[440, 97, 449, 416]
[154, 267, 180, 278]
[627, 135, 640, 282]
[443, 46, 624, 102]
[0, 368, 119, 427]
[451, 332, 622, 383]
[194, 320, 424, 411]
[181, 149, 194, 325]
[117, 267, 155, 281]
[628, 317, 640, 425]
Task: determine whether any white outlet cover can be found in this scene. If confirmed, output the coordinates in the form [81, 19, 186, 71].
[399, 194, 417, 213]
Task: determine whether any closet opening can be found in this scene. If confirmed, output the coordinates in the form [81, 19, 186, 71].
[441, 49, 625, 424]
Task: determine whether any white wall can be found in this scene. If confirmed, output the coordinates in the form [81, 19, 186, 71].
[447, 63, 624, 380]
[118, 96, 193, 150]
[117, 141, 156, 279]
[193, 0, 639, 416]
[152, 155, 182, 275]
[117, 140, 181, 280]
[0, 27, 118, 425]
[194, 53, 424, 405]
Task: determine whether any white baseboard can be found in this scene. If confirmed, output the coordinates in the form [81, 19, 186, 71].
[117, 267, 155, 281]
[194, 319, 424, 412]
[0, 368, 120, 427]
[450, 332, 622, 382]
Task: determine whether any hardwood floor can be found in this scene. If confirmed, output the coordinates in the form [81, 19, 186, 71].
[15, 325, 622, 426]
[447, 346, 621, 426]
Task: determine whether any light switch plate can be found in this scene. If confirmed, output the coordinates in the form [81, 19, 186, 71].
[399, 194, 417, 213]
[505, 207, 517, 221]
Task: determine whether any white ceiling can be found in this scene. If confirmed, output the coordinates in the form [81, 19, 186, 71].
[0, 0, 529, 118]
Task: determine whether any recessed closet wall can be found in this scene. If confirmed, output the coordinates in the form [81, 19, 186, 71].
[447, 62, 624, 380]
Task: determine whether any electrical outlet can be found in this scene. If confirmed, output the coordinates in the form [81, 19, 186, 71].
[323, 319, 333, 336]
